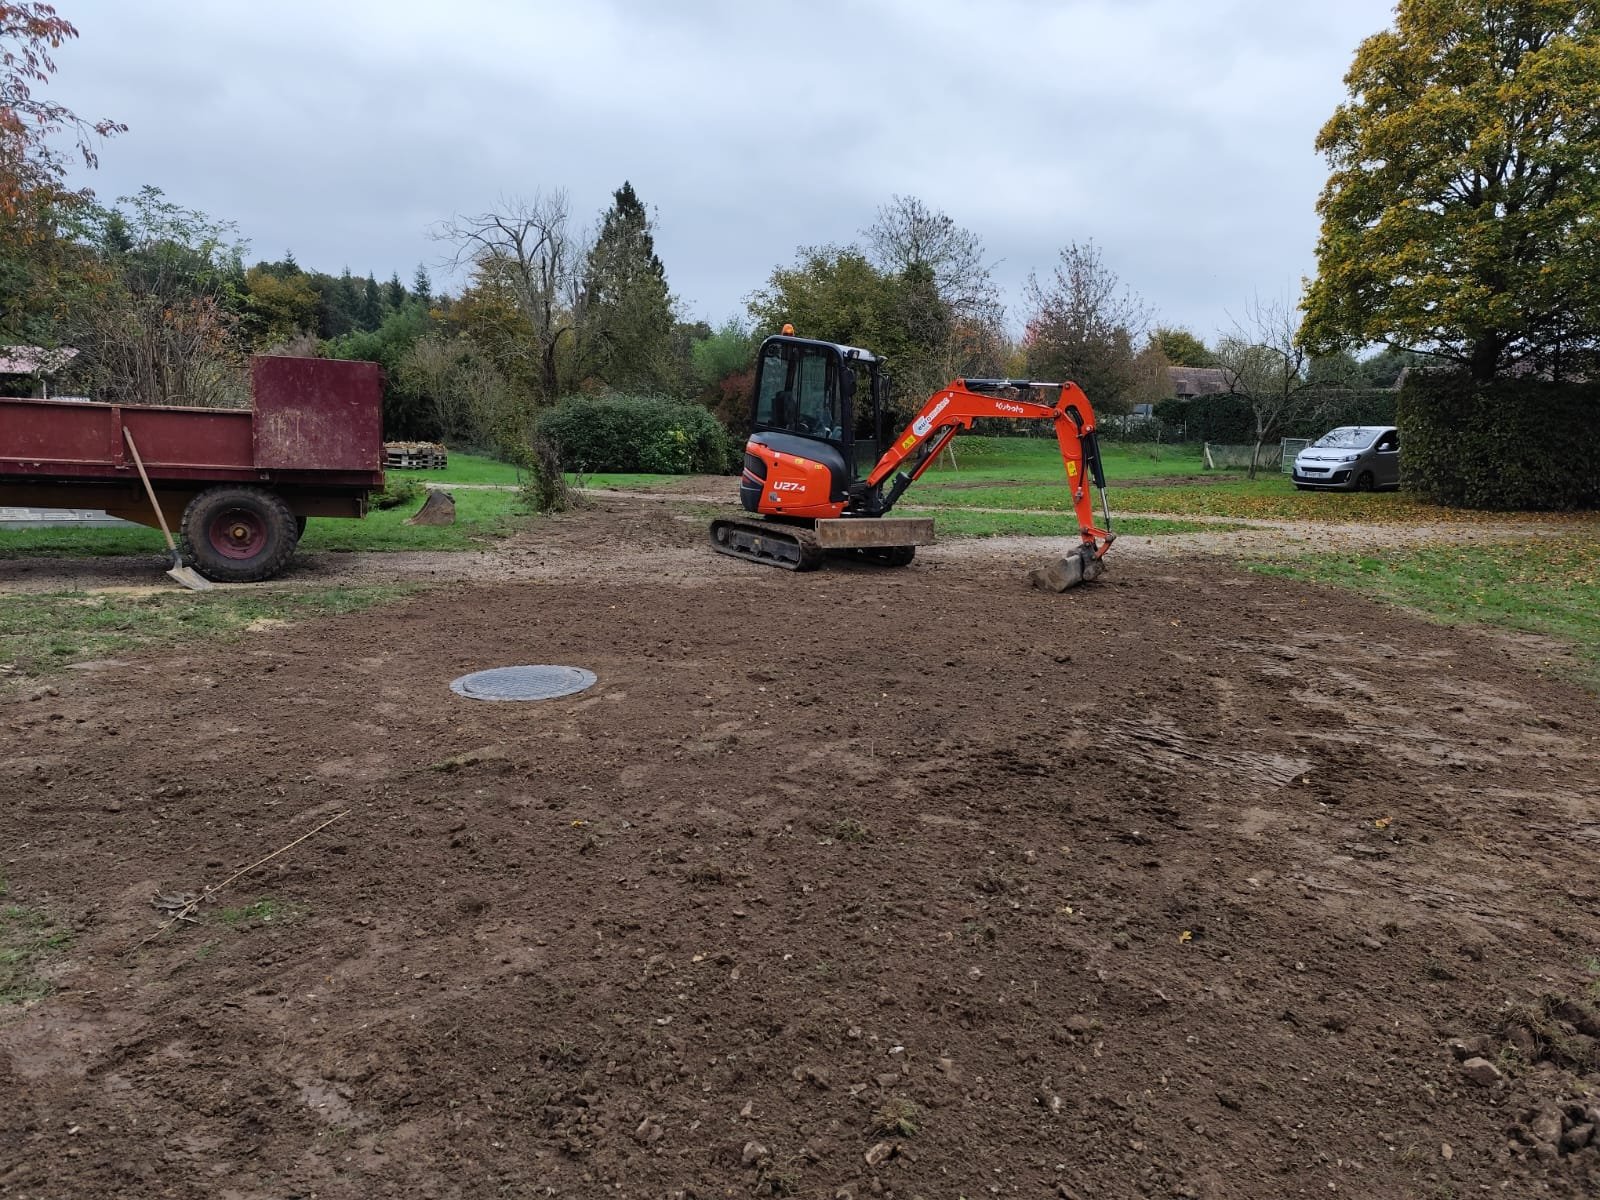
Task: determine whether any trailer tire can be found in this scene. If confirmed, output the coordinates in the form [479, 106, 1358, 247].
[181, 486, 300, 583]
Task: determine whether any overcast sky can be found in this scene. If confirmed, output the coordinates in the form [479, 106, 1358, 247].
[53, 0, 1397, 342]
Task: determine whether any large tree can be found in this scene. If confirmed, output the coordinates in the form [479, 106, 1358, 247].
[1022, 240, 1151, 413]
[1150, 326, 1214, 367]
[1301, 0, 1600, 380]
[0, 3, 123, 341]
[580, 181, 674, 393]
[864, 195, 1006, 397]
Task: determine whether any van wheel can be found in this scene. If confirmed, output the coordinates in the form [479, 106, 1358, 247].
[1356, 470, 1375, 491]
[181, 486, 300, 583]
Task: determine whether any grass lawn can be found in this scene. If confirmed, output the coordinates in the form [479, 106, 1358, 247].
[0, 585, 414, 682]
[918, 437, 1206, 483]
[1253, 535, 1600, 685]
[902, 509, 1242, 539]
[388, 451, 523, 487]
[0, 488, 530, 559]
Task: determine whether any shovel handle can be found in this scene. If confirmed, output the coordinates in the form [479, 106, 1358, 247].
[122, 426, 178, 554]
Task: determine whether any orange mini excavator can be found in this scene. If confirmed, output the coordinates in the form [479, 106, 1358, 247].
[709, 328, 1116, 585]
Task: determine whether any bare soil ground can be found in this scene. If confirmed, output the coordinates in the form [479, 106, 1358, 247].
[4, 503, 1600, 1199]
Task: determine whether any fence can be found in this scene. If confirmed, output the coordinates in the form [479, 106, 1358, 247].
[1202, 442, 1282, 471]
[1280, 438, 1310, 474]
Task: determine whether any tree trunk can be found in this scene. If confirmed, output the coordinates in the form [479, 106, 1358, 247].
[1467, 335, 1502, 382]
[1248, 434, 1263, 480]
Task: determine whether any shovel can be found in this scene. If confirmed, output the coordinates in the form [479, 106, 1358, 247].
[122, 426, 215, 592]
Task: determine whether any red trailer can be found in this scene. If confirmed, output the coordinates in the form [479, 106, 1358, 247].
[0, 356, 385, 583]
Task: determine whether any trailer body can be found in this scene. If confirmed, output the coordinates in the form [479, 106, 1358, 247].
[0, 356, 385, 581]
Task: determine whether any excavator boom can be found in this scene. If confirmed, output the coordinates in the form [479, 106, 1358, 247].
[866, 377, 1115, 566]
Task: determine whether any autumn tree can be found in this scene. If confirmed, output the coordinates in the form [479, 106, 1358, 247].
[579, 181, 674, 393]
[0, 3, 122, 218]
[437, 191, 585, 404]
[240, 263, 319, 348]
[1301, 0, 1600, 380]
[0, 2, 123, 340]
[1150, 326, 1214, 367]
[1023, 240, 1151, 413]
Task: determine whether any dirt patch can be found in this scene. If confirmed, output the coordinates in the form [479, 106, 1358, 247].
[3, 507, 1600, 1198]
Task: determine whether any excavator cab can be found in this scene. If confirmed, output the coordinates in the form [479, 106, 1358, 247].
[748, 334, 888, 483]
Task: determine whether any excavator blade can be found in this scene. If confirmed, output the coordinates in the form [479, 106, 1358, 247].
[811, 517, 934, 550]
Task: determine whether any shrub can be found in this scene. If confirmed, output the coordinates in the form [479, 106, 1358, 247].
[514, 435, 574, 514]
[534, 394, 733, 475]
[372, 477, 424, 510]
[1398, 374, 1600, 510]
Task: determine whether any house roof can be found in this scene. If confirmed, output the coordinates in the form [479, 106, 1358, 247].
[0, 346, 78, 376]
[1167, 365, 1234, 395]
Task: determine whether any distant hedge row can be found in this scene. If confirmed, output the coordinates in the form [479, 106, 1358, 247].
[1156, 388, 1399, 444]
[534, 394, 734, 475]
[1397, 375, 1600, 510]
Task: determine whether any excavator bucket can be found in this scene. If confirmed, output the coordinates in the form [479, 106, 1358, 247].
[1027, 545, 1105, 593]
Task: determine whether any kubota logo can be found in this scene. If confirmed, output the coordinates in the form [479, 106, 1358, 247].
[994, 400, 1026, 414]
[911, 397, 950, 438]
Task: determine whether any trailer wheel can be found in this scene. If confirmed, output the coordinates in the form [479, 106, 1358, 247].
[181, 486, 300, 583]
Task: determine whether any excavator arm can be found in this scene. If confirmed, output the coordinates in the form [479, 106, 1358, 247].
[865, 378, 1116, 562]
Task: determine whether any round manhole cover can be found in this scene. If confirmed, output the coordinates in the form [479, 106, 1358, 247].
[450, 665, 597, 702]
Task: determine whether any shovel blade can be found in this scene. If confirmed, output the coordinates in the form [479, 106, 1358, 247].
[166, 564, 216, 592]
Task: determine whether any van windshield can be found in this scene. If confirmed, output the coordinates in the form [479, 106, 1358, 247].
[1312, 427, 1381, 449]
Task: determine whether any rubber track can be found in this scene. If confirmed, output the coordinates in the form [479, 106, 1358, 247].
[708, 518, 824, 571]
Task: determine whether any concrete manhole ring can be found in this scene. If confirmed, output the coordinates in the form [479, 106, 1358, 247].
[449, 665, 597, 702]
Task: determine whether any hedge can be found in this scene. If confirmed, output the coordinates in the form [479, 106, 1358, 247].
[533, 394, 734, 475]
[1397, 374, 1600, 510]
[1155, 388, 1399, 444]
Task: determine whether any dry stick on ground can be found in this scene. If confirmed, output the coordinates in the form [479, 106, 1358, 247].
[123, 810, 352, 955]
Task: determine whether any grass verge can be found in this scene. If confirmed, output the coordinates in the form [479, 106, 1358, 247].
[904, 509, 1243, 538]
[0, 488, 529, 559]
[0, 584, 414, 683]
[1252, 535, 1600, 685]
[1, 881, 71, 1008]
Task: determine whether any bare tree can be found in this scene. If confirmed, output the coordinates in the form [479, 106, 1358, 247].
[435, 192, 586, 403]
[1213, 297, 1333, 479]
[865, 195, 1008, 395]
[866, 194, 1001, 328]
[1023, 240, 1151, 412]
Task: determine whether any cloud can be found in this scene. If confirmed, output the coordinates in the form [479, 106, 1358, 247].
[54, 0, 1396, 341]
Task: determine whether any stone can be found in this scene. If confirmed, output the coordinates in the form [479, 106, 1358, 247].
[1530, 1107, 1563, 1146]
[864, 1140, 894, 1167]
[1458, 1057, 1502, 1088]
[1561, 1123, 1594, 1153]
[741, 1141, 770, 1168]
[1027, 552, 1101, 593]
[404, 489, 456, 526]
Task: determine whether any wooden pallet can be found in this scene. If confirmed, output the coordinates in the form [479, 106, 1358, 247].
[383, 443, 448, 470]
